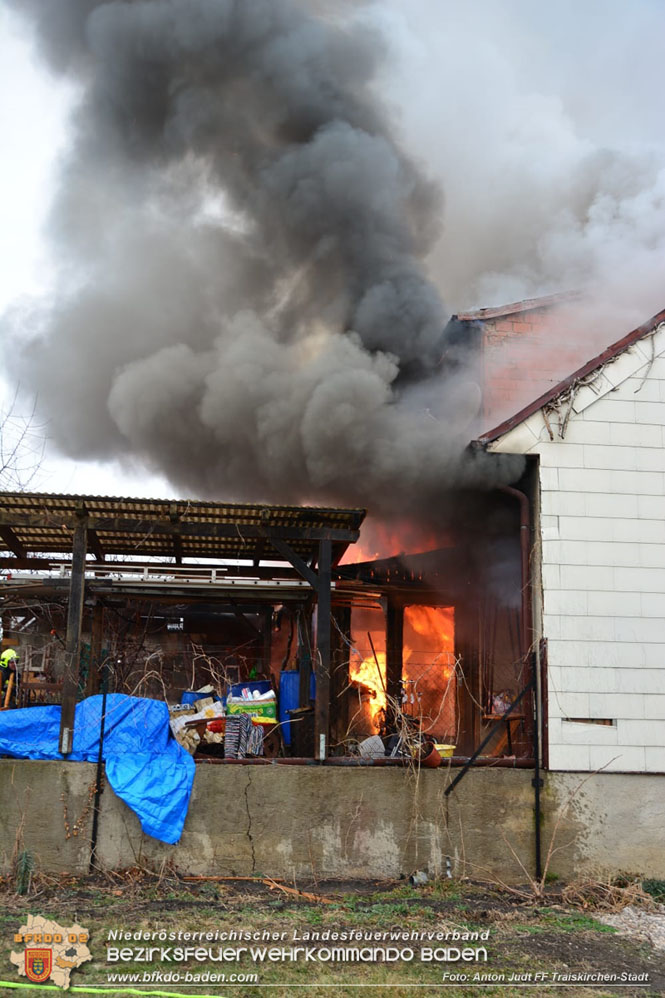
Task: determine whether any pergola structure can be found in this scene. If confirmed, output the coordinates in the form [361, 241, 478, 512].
[0, 492, 365, 757]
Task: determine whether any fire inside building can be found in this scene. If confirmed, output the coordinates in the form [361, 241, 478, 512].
[0, 481, 535, 768]
[2, 294, 664, 882]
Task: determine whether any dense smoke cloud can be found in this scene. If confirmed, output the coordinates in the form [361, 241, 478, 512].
[4, 0, 522, 509]
[380, 0, 665, 332]
[6, 1, 664, 509]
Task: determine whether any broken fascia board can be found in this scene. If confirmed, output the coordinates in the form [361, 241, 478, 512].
[488, 411, 547, 454]
[569, 372, 615, 414]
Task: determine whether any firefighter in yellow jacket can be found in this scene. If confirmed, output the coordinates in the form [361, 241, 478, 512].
[1, 648, 18, 706]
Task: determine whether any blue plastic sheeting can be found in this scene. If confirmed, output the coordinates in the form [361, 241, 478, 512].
[0, 695, 195, 844]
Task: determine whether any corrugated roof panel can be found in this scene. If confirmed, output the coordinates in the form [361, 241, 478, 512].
[0, 492, 365, 565]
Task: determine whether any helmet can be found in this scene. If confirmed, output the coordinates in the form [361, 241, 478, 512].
[0, 649, 18, 666]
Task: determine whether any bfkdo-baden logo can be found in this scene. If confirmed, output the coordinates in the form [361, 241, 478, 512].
[10, 915, 92, 989]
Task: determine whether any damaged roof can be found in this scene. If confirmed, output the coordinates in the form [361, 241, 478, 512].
[453, 290, 580, 322]
[0, 492, 365, 567]
[477, 306, 665, 444]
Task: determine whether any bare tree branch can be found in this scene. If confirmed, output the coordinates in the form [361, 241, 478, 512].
[0, 390, 46, 492]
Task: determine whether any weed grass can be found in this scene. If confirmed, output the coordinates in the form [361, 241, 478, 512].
[0, 873, 659, 998]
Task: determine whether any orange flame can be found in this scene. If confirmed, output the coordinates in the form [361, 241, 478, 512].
[348, 604, 455, 735]
[341, 516, 450, 564]
[349, 650, 386, 725]
[403, 605, 456, 735]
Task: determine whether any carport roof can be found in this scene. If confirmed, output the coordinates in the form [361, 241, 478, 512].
[0, 491, 365, 568]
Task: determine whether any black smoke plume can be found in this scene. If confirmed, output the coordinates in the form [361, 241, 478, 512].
[4, 0, 521, 509]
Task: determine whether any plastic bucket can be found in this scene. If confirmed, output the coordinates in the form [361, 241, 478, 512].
[279, 671, 316, 746]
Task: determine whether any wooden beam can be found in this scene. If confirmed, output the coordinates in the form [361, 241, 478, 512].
[173, 534, 183, 565]
[298, 605, 314, 709]
[453, 598, 478, 757]
[85, 602, 104, 696]
[228, 601, 263, 640]
[0, 558, 53, 570]
[59, 515, 87, 755]
[385, 600, 404, 729]
[169, 505, 183, 565]
[87, 529, 105, 562]
[331, 543, 348, 568]
[253, 537, 265, 568]
[0, 527, 26, 558]
[0, 513, 360, 544]
[269, 539, 319, 589]
[314, 539, 332, 760]
[261, 607, 272, 673]
[329, 606, 350, 749]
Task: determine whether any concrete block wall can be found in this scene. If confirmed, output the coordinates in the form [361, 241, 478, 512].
[1, 761, 664, 883]
[492, 324, 665, 772]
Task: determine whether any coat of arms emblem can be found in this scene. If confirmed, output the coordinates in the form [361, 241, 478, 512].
[25, 948, 52, 983]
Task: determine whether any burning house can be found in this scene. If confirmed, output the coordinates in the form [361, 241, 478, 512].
[1, 289, 665, 882]
[0, 482, 532, 766]
[0, 476, 542, 875]
[3, 293, 665, 882]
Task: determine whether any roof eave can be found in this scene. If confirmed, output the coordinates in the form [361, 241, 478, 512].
[453, 290, 581, 323]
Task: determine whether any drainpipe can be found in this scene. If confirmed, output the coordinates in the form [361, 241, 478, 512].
[498, 484, 542, 881]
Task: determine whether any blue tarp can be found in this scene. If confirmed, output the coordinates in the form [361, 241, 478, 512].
[0, 694, 195, 844]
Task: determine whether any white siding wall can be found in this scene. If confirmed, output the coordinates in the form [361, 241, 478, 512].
[491, 325, 665, 772]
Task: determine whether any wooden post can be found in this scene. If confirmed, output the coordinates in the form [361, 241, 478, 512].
[298, 604, 313, 709]
[314, 539, 331, 760]
[85, 602, 104, 696]
[261, 607, 272, 674]
[329, 606, 350, 749]
[453, 598, 478, 756]
[385, 599, 403, 729]
[59, 515, 87, 755]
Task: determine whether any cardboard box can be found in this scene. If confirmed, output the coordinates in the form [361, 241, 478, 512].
[226, 698, 277, 721]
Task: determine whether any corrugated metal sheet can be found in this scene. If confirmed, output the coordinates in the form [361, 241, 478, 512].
[0, 492, 365, 563]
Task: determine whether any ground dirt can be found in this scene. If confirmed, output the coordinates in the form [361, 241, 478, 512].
[0, 872, 662, 997]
